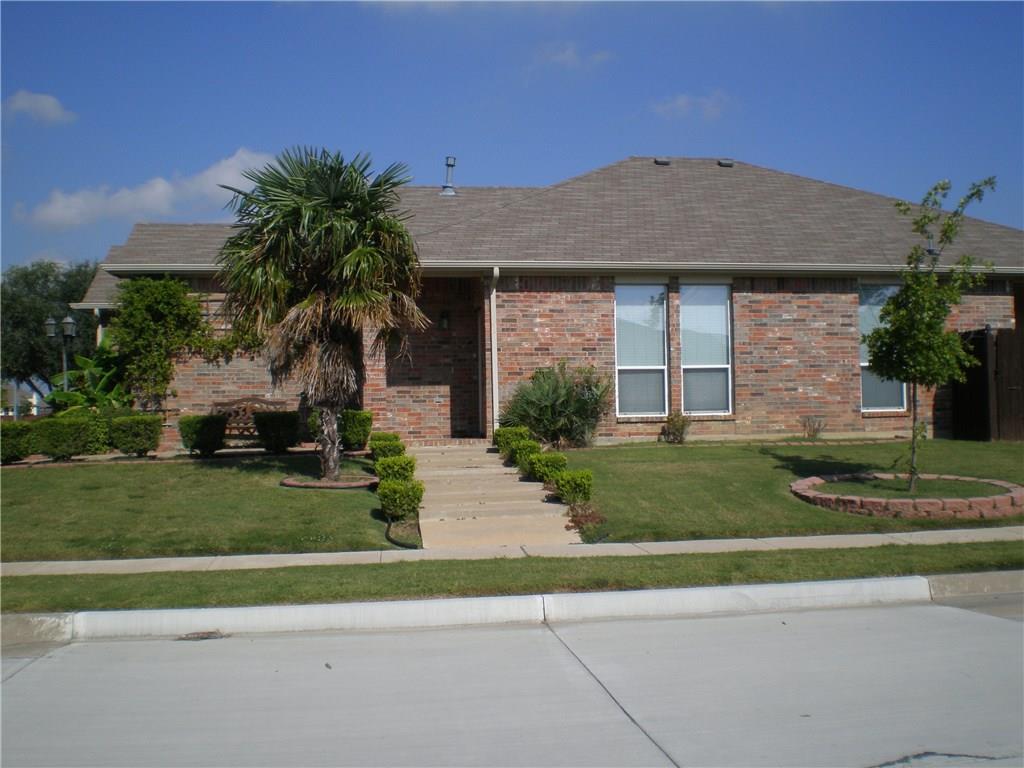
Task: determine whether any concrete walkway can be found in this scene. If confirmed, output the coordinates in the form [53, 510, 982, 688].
[2, 526, 1020, 577]
[411, 444, 581, 549]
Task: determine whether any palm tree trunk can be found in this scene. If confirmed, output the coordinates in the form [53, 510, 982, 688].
[319, 405, 341, 480]
[908, 382, 919, 493]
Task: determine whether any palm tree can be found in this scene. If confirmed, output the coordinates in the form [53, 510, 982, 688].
[218, 148, 427, 479]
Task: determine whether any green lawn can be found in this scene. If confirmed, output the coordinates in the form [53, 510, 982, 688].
[567, 439, 1024, 543]
[0, 454, 409, 562]
[2, 541, 1020, 613]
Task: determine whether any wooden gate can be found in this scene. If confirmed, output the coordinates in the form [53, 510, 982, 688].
[951, 327, 1023, 441]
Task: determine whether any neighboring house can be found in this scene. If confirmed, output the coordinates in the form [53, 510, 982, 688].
[74, 157, 1023, 443]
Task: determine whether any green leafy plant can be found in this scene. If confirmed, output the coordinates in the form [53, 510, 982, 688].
[493, 426, 531, 457]
[253, 411, 301, 454]
[865, 177, 995, 491]
[377, 478, 424, 521]
[339, 410, 373, 451]
[375, 455, 416, 482]
[554, 469, 593, 505]
[33, 418, 93, 461]
[371, 439, 406, 461]
[660, 411, 692, 444]
[529, 452, 568, 484]
[369, 431, 401, 443]
[109, 415, 163, 457]
[508, 439, 541, 472]
[43, 344, 131, 414]
[178, 414, 228, 457]
[1, 421, 36, 463]
[500, 363, 611, 447]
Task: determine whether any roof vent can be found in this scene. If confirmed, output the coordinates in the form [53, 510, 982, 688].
[440, 155, 456, 196]
[717, 158, 734, 168]
[653, 157, 671, 166]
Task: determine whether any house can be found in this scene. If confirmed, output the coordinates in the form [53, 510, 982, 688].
[73, 157, 1024, 444]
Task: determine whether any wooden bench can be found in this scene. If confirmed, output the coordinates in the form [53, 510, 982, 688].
[210, 397, 288, 440]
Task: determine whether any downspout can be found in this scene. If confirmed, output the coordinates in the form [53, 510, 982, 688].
[489, 266, 500, 434]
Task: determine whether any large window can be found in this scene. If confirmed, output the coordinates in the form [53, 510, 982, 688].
[680, 284, 732, 414]
[858, 284, 906, 411]
[615, 284, 667, 416]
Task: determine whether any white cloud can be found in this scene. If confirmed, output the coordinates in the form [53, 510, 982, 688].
[534, 42, 613, 71]
[29, 148, 274, 230]
[3, 90, 77, 124]
[653, 90, 729, 121]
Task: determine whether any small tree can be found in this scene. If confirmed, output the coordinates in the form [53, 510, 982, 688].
[864, 177, 995, 491]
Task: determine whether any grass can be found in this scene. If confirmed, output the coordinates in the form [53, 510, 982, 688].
[820, 477, 1006, 499]
[2, 541, 1020, 613]
[0, 454, 416, 562]
[567, 439, 1024, 543]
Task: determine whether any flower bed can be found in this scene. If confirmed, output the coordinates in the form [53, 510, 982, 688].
[790, 473, 1024, 519]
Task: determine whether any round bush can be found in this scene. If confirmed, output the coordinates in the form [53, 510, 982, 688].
[33, 418, 93, 461]
[253, 411, 301, 454]
[110, 415, 163, 457]
[340, 410, 373, 450]
[371, 440, 406, 461]
[377, 479, 424, 522]
[178, 414, 228, 457]
[375, 455, 416, 482]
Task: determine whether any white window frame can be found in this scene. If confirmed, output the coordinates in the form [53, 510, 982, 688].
[614, 283, 668, 418]
[680, 282, 733, 416]
[858, 282, 907, 413]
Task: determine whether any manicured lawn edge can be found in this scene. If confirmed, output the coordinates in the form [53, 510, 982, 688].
[2, 541, 1020, 613]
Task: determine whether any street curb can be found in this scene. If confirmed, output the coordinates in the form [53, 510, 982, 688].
[927, 570, 1024, 598]
[2, 575, 939, 643]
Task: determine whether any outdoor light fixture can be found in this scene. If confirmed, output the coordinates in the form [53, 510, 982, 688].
[439, 311, 450, 330]
[44, 314, 78, 391]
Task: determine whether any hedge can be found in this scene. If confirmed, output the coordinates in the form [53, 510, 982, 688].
[508, 439, 541, 471]
[109, 415, 163, 457]
[178, 414, 228, 457]
[369, 431, 401, 443]
[371, 440, 406, 461]
[494, 426, 531, 457]
[33, 418, 93, 461]
[375, 455, 416, 483]
[554, 469, 593, 505]
[340, 410, 373, 451]
[529, 452, 568, 484]
[253, 411, 301, 454]
[377, 479, 424, 521]
[1, 421, 36, 463]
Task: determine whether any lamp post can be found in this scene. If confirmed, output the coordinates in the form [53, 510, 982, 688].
[45, 315, 77, 392]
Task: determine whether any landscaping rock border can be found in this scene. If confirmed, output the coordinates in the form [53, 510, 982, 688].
[790, 473, 1024, 519]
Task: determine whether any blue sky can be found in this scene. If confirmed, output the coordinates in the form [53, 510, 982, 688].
[2, 1, 1022, 271]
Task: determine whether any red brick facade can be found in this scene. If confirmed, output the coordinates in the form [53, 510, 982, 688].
[163, 275, 1017, 443]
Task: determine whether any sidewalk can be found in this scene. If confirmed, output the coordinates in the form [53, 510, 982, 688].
[3, 526, 1021, 577]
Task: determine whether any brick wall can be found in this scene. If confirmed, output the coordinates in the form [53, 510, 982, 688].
[161, 274, 1017, 444]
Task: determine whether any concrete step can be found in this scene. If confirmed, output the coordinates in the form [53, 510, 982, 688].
[422, 481, 547, 497]
[419, 516, 579, 548]
[420, 501, 566, 521]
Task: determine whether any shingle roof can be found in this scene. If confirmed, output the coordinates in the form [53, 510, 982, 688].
[70, 252, 122, 308]
[94, 157, 1022, 284]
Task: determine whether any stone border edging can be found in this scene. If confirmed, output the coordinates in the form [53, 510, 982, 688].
[791, 473, 1024, 519]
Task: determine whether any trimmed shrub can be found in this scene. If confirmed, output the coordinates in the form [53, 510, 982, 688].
[529, 452, 568, 484]
[53, 408, 115, 455]
[340, 410, 373, 450]
[660, 411, 692, 444]
[371, 439, 406, 461]
[369, 431, 401, 443]
[375, 454, 416, 482]
[33, 418, 93, 461]
[554, 469, 593, 505]
[377, 479, 424, 522]
[307, 408, 321, 441]
[494, 426, 531, 457]
[1, 421, 36, 463]
[509, 439, 541, 472]
[178, 414, 228, 457]
[254, 411, 301, 454]
[500, 363, 611, 447]
[109, 415, 163, 457]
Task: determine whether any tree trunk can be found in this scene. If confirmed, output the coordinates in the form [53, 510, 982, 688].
[908, 382, 919, 493]
[319, 405, 341, 481]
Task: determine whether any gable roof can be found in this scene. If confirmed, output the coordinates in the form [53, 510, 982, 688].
[80, 156, 1023, 306]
